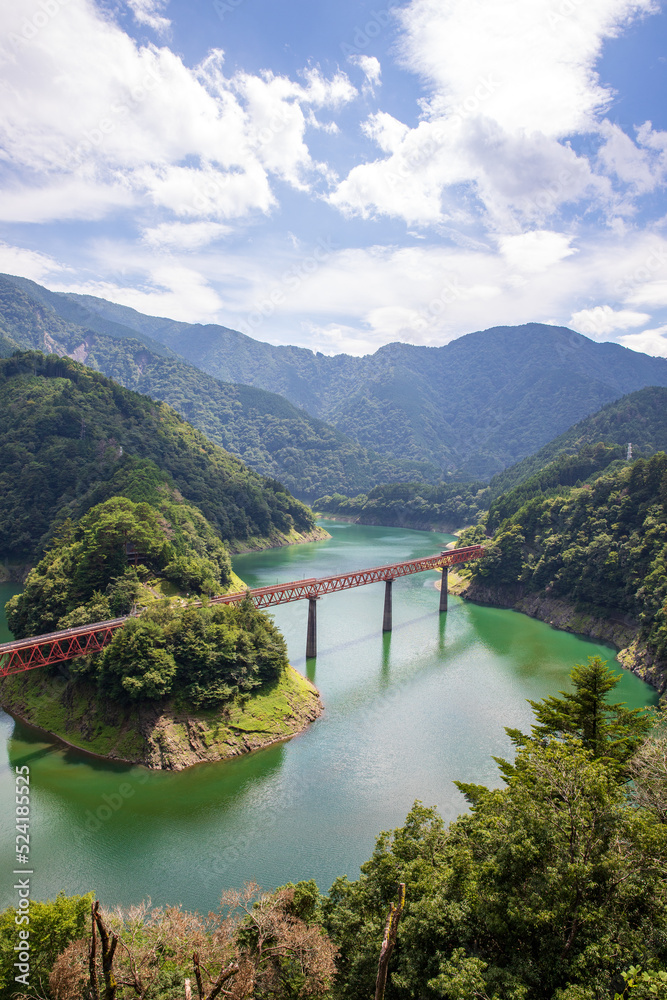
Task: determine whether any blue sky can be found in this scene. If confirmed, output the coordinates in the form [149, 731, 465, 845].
[1, 0, 666, 356]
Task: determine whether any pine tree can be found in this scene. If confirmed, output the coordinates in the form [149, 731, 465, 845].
[500, 656, 654, 778]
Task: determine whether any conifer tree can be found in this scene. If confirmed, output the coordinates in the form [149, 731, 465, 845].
[500, 656, 653, 779]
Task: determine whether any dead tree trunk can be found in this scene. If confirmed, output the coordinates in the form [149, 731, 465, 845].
[375, 883, 406, 1000]
[91, 901, 118, 1000]
[89, 905, 100, 1000]
[192, 952, 239, 1000]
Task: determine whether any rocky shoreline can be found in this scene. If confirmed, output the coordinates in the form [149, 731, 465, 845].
[459, 579, 667, 701]
[0, 666, 323, 770]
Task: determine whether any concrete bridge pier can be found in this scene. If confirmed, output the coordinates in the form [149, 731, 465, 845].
[383, 578, 394, 632]
[306, 596, 320, 658]
[439, 565, 448, 613]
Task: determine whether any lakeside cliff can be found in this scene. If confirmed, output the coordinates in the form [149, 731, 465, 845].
[1, 665, 322, 770]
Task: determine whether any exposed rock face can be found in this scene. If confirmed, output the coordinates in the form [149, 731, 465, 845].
[461, 580, 667, 700]
[0, 666, 323, 771]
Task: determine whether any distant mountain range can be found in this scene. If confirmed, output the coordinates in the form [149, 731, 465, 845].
[3, 272, 667, 482]
[0, 275, 438, 500]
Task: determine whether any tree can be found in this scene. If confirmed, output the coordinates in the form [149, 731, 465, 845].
[0, 892, 93, 1000]
[324, 742, 667, 1000]
[499, 657, 654, 778]
[99, 616, 177, 702]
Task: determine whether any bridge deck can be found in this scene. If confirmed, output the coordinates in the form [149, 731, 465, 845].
[0, 545, 484, 677]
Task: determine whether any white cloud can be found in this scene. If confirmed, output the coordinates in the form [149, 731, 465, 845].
[141, 221, 231, 250]
[18, 228, 665, 355]
[0, 0, 355, 224]
[396, 0, 655, 136]
[126, 0, 171, 36]
[0, 242, 66, 282]
[626, 280, 667, 307]
[570, 304, 651, 337]
[618, 325, 667, 357]
[50, 263, 225, 323]
[598, 121, 656, 193]
[499, 231, 577, 274]
[329, 0, 659, 230]
[349, 55, 382, 94]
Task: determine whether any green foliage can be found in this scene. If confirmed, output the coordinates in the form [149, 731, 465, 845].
[323, 663, 665, 1000]
[472, 452, 667, 658]
[496, 656, 653, 781]
[162, 555, 220, 595]
[0, 276, 440, 500]
[455, 524, 487, 546]
[5, 493, 230, 638]
[613, 968, 667, 999]
[490, 386, 667, 497]
[0, 891, 93, 1000]
[324, 739, 667, 1000]
[315, 481, 488, 531]
[0, 350, 315, 560]
[97, 599, 288, 707]
[487, 442, 626, 533]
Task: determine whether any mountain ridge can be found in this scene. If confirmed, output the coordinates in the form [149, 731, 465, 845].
[0, 275, 439, 498]
[49, 287, 667, 477]
[5, 272, 667, 479]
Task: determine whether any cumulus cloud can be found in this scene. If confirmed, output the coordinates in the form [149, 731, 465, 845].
[0, 0, 356, 225]
[329, 0, 659, 230]
[618, 326, 667, 357]
[499, 231, 577, 274]
[570, 304, 651, 337]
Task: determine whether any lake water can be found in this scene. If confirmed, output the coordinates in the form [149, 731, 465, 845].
[0, 521, 657, 911]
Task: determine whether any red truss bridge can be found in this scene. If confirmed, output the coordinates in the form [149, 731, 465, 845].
[0, 545, 485, 676]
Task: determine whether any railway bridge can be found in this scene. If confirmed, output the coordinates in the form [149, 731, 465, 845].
[0, 545, 485, 677]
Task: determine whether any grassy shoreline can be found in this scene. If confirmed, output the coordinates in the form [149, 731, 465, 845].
[1, 666, 323, 770]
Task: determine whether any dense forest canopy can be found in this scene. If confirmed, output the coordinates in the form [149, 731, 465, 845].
[488, 385, 667, 496]
[5, 483, 289, 708]
[466, 451, 667, 659]
[6, 274, 667, 480]
[48, 283, 667, 477]
[0, 276, 441, 499]
[317, 387, 667, 532]
[314, 481, 488, 529]
[5, 481, 232, 637]
[0, 351, 315, 560]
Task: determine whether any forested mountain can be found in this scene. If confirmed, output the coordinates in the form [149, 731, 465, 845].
[317, 388, 667, 532]
[467, 452, 667, 661]
[488, 386, 667, 497]
[0, 351, 317, 561]
[0, 275, 438, 498]
[42, 283, 667, 477]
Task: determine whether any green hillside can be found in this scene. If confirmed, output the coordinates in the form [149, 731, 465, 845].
[54, 287, 667, 477]
[316, 388, 667, 531]
[467, 452, 667, 661]
[0, 351, 317, 561]
[487, 385, 667, 496]
[0, 275, 440, 498]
